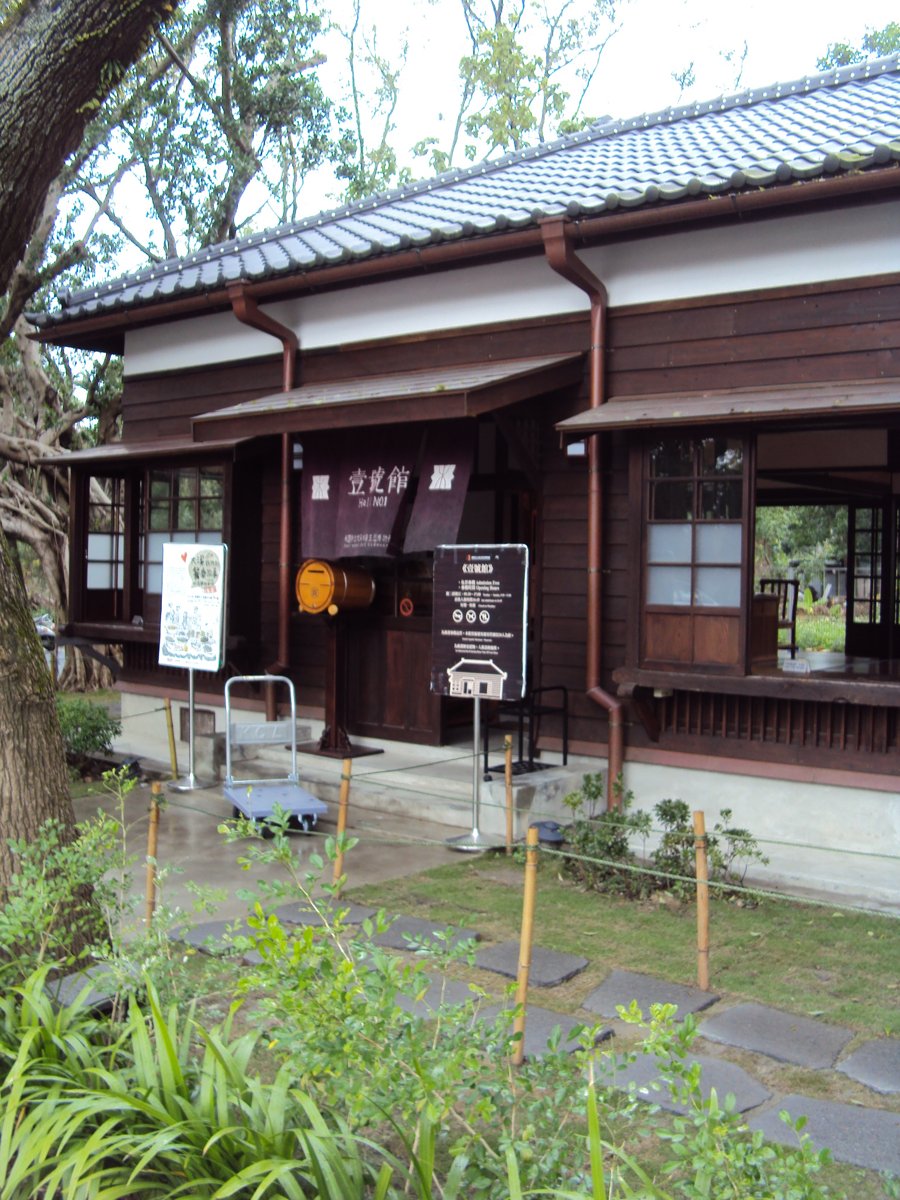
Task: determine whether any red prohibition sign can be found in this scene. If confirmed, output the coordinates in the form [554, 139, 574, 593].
[399, 596, 414, 617]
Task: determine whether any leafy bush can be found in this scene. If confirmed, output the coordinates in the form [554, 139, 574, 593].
[561, 776, 767, 901]
[55, 694, 121, 766]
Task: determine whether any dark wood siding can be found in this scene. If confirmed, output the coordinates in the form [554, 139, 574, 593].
[117, 272, 900, 773]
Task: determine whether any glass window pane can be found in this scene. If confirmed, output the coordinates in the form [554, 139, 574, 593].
[86, 563, 113, 588]
[694, 567, 741, 607]
[649, 439, 693, 478]
[149, 503, 170, 531]
[197, 532, 222, 545]
[177, 499, 196, 530]
[87, 533, 113, 560]
[146, 563, 163, 594]
[700, 437, 743, 475]
[150, 474, 171, 499]
[200, 498, 223, 530]
[700, 480, 742, 520]
[650, 481, 693, 520]
[178, 471, 198, 498]
[648, 523, 692, 562]
[146, 532, 168, 562]
[200, 469, 223, 496]
[647, 565, 692, 606]
[696, 523, 742, 564]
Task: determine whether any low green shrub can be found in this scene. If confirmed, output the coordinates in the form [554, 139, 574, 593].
[561, 775, 768, 900]
[55, 695, 121, 768]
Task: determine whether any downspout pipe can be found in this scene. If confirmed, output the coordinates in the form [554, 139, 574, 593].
[540, 218, 624, 809]
[228, 285, 298, 718]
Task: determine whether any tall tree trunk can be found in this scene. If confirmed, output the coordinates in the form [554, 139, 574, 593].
[0, 0, 177, 286]
[0, 524, 74, 897]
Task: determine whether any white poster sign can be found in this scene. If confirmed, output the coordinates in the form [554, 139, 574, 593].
[158, 543, 227, 671]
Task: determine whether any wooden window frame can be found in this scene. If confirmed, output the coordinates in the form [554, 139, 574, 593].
[631, 433, 754, 675]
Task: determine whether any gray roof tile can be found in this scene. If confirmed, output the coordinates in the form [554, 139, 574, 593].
[33, 55, 900, 330]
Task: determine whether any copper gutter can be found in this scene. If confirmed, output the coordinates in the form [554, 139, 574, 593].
[228, 285, 297, 716]
[36, 167, 900, 350]
[541, 218, 624, 809]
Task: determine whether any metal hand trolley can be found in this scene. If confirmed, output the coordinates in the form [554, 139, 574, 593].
[223, 675, 327, 831]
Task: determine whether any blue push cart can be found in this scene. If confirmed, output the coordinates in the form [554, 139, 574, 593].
[223, 674, 327, 831]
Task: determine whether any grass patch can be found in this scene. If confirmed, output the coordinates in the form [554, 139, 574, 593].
[349, 856, 900, 1035]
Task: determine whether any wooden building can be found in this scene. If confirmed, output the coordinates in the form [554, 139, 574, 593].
[34, 56, 900, 836]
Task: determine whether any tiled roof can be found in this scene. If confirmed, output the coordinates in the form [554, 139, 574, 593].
[33, 54, 900, 330]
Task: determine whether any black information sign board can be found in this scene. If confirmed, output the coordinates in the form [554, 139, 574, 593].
[431, 544, 528, 700]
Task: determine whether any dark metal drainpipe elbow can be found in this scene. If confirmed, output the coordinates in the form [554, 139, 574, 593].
[541, 219, 624, 808]
[228, 285, 298, 720]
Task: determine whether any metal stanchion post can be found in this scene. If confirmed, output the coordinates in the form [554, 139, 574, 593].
[447, 696, 503, 851]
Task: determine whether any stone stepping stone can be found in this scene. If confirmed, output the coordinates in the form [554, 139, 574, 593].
[475, 940, 587, 987]
[395, 974, 482, 1017]
[582, 969, 718, 1019]
[371, 915, 480, 952]
[591, 1047, 770, 1115]
[273, 901, 376, 927]
[699, 1002, 851, 1069]
[47, 964, 121, 1014]
[478, 1004, 612, 1060]
[749, 1094, 900, 1174]
[169, 919, 242, 955]
[836, 1037, 900, 1094]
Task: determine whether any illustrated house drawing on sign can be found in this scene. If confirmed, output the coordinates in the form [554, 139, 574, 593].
[447, 659, 508, 699]
[32, 54, 900, 902]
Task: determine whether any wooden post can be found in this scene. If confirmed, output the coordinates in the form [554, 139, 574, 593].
[504, 735, 514, 854]
[332, 757, 352, 890]
[163, 697, 179, 779]
[512, 824, 540, 1066]
[694, 810, 710, 991]
[145, 782, 162, 926]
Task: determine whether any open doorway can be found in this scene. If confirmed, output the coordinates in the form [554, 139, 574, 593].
[754, 503, 847, 657]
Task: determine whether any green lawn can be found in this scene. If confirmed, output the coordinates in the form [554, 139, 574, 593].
[349, 856, 898, 1035]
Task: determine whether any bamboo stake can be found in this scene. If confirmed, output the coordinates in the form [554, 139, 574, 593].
[504, 735, 514, 854]
[145, 782, 162, 926]
[694, 809, 710, 991]
[332, 757, 352, 891]
[163, 697, 179, 779]
[512, 823, 540, 1066]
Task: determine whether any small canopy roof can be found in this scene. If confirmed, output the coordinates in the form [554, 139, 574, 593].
[193, 355, 583, 441]
[556, 379, 900, 435]
[43, 434, 252, 468]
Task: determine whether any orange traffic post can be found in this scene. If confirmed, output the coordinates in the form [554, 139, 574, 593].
[512, 823, 540, 1066]
[332, 757, 352, 891]
[504, 735, 514, 854]
[694, 809, 710, 990]
[145, 781, 162, 926]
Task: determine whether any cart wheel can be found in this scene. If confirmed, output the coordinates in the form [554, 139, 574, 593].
[300, 814, 314, 833]
[260, 821, 275, 840]
[232, 805, 242, 820]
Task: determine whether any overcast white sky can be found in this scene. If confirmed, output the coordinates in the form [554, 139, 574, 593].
[298, 0, 899, 213]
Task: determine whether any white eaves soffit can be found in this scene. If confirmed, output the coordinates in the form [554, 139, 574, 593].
[124, 201, 899, 378]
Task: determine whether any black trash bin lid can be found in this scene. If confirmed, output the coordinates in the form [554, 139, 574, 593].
[530, 819, 565, 845]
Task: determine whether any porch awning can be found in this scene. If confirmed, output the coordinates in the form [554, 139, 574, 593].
[555, 379, 900, 435]
[192, 354, 584, 441]
[43, 434, 252, 467]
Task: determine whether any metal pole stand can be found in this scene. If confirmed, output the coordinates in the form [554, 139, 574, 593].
[168, 668, 213, 792]
[447, 696, 504, 852]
